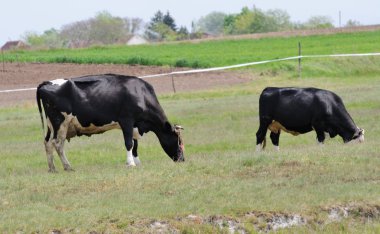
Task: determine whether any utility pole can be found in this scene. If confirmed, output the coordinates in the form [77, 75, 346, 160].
[298, 42, 302, 79]
[339, 11, 342, 28]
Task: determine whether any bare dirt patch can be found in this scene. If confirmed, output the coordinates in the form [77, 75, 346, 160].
[0, 63, 253, 107]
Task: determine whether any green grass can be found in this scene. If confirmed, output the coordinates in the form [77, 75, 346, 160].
[4, 30, 380, 71]
[1, 69, 380, 233]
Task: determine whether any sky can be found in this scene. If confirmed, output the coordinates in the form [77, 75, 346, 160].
[1, 0, 379, 46]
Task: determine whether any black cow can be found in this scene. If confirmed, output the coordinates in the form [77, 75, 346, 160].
[256, 87, 364, 150]
[37, 74, 184, 172]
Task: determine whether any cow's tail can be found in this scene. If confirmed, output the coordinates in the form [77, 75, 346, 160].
[36, 82, 48, 135]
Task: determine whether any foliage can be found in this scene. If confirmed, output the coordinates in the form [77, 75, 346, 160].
[60, 11, 143, 47]
[195, 12, 227, 35]
[345, 19, 361, 27]
[224, 6, 293, 35]
[301, 15, 334, 29]
[23, 28, 64, 49]
[145, 10, 184, 41]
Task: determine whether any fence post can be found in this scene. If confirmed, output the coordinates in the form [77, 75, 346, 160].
[171, 67, 176, 94]
[298, 42, 302, 78]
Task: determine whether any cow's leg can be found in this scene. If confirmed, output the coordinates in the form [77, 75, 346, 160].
[313, 123, 326, 145]
[54, 138, 72, 171]
[256, 118, 271, 151]
[53, 116, 73, 171]
[270, 130, 281, 151]
[132, 139, 141, 165]
[44, 128, 57, 173]
[119, 119, 136, 167]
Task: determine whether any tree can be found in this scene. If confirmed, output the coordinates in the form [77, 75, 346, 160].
[23, 28, 63, 48]
[265, 9, 292, 31]
[195, 12, 226, 35]
[60, 20, 92, 47]
[223, 6, 291, 35]
[345, 19, 361, 27]
[145, 10, 178, 41]
[88, 11, 127, 44]
[123, 17, 144, 34]
[163, 11, 177, 31]
[176, 26, 189, 40]
[304, 16, 334, 29]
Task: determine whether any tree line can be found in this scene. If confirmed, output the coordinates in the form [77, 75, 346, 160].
[23, 6, 361, 49]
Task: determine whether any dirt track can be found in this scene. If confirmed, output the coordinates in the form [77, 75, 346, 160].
[0, 63, 253, 106]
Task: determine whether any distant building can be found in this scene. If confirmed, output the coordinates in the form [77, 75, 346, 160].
[1, 40, 29, 51]
[126, 35, 148, 45]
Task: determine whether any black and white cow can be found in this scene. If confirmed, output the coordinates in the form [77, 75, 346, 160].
[37, 74, 184, 172]
[256, 87, 364, 150]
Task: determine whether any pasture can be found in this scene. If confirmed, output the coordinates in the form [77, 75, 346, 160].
[1, 31, 380, 233]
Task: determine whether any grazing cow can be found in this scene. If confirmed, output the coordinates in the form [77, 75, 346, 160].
[256, 87, 364, 151]
[36, 74, 184, 172]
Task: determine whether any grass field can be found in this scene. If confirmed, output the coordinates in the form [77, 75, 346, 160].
[1, 63, 380, 233]
[1, 31, 380, 233]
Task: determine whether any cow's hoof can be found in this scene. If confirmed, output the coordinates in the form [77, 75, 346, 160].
[126, 163, 136, 168]
[64, 168, 75, 172]
[133, 157, 141, 165]
[256, 144, 263, 152]
[48, 169, 58, 173]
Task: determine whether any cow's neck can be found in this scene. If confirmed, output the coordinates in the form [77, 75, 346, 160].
[335, 114, 358, 142]
[149, 121, 176, 158]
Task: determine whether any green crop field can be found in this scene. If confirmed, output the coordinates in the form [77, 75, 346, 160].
[1, 31, 380, 233]
[3, 30, 380, 70]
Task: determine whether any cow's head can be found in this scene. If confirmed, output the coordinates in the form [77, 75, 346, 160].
[348, 127, 365, 143]
[174, 124, 185, 162]
[161, 123, 185, 162]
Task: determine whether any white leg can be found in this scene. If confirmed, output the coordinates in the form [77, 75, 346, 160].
[274, 145, 280, 151]
[45, 138, 56, 173]
[53, 116, 72, 171]
[126, 149, 136, 167]
[256, 143, 263, 152]
[54, 138, 72, 171]
[133, 156, 141, 165]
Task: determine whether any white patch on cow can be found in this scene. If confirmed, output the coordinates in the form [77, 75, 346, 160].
[346, 128, 365, 144]
[63, 113, 120, 138]
[347, 135, 365, 144]
[358, 134, 365, 143]
[50, 79, 68, 86]
[274, 146, 280, 151]
[133, 156, 141, 165]
[133, 127, 142, 140]
[126, 148, 136, 167]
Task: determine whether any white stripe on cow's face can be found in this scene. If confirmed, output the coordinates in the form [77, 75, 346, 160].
[50, 79, 68, 86]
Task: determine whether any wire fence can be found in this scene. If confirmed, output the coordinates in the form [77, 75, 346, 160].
[1, 52, 380, 94]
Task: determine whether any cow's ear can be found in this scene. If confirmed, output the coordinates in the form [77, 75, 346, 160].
[174, 124, 184, 133]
